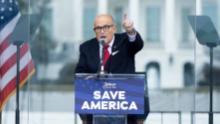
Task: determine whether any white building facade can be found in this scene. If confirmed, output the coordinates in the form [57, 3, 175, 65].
[47, 0, 220, 88]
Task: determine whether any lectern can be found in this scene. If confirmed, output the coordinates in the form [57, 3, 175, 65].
[74, 73, 148, 124]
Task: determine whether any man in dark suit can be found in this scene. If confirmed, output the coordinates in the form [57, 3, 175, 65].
[75, 14, 147, 124]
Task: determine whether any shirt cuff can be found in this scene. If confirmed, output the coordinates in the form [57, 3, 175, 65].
[127, 31, 137, 42]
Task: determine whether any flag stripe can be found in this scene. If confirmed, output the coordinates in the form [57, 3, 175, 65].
[0, 44, 29, 77]
[0, 50, 32, 90]
[0, 45, 16, 66]
[0, 60, 35, 110]
[0, 34, 10, 54]
[0, 14, 20, 43]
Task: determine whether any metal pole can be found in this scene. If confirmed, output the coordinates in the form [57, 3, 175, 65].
[191, 112, 193, 124]
[15, 44, 21, 124]
[178, 112, 182, 124]
[209, 46, 214, 124]
[161, 112, 163, 124]
[0, 111, 2, 124]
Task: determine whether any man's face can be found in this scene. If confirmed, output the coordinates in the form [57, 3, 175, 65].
[93, 15, 116, 44]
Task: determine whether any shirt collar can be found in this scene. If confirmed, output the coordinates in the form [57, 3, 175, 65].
[108, 35, 115, 48]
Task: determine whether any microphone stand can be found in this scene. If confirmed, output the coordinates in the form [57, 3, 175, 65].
[13, 41, 24, 124]
[207, 43, 216, 124]
[187, 15, 220, 124]
[9, 14, 41, 124]
[99, 40, 105, 75]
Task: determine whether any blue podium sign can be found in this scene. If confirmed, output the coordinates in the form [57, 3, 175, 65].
[74, 73, 145, 114]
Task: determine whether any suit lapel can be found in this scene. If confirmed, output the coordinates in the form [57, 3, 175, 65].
[112, 33, 126, 52]
[91, 39, 100, 68]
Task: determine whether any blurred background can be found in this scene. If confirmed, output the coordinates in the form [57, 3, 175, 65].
[1, 0, 220, 124]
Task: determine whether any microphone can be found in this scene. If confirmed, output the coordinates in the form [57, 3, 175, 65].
[99, 39, 105, 74]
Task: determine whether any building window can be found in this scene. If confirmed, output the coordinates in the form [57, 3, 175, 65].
[146, 6, 161, 42]
[181, 7, 191, 42]
[184, 63, 194, 87]
[83, 7, 96, 40]
[42, 8, 53, 37]
[114, 7, 123, 33]
[146, 62, 160, 89]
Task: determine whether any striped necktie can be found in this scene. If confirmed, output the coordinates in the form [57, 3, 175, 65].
[103, 45, 110, 66]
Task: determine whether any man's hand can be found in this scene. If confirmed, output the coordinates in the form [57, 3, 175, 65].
[122, 14, 135, 35]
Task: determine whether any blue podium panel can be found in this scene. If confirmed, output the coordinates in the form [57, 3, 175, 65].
[74, 73, 145, 115]
[93, 115, 127, 124]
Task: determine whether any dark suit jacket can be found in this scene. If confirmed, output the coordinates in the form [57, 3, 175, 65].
[75, 32, 143, 73]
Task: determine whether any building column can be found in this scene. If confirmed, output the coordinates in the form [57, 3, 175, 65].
[163, 0, 181, 88]
[128, 0, 140, 30]
[165, 0, 176, 53]
[196, 0, 202, 15]
[98, 0, 108, 14]
[73, 0, 83, 42]
[195, 0, 204, 57]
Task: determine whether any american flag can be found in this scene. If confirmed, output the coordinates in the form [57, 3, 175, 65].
[0, 0, 35, 110]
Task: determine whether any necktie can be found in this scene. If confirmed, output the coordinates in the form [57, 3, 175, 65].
[103, 45, 110, 66]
